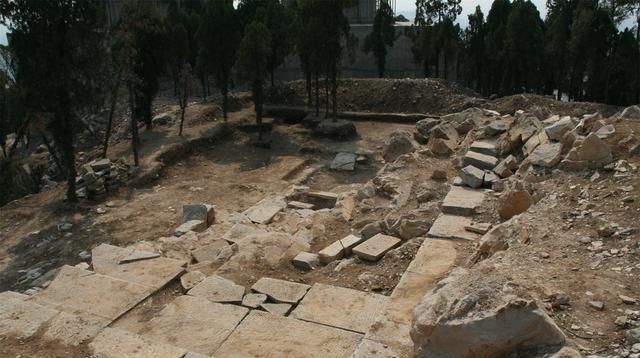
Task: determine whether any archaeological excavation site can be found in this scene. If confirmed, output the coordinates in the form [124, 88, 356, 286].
[0, 77, 639, 358]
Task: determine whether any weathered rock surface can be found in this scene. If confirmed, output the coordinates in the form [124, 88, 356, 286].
[459, 165, 484, 188]
[497, 189, 533, 219]
[411, 267, 566, 358]
[383, 130, 418, 162]
[544, 116, 574, 141]
[330, 152, 357, 171]
[463, 151, 498, 171]
[528, 142, 563, 167]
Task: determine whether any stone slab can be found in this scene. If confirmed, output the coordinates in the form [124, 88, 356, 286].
[261, 303, 292, 316]
[44, 311, 108, 346]
[90, 327, 187, 358]
[222, 223, 266, 244]
[180, 270, 206, 290]
[292, 251, 320, 270]
[188, 275, 245, 303]
[428, 214, 480, 241]
[175, 220, 207, 236]
[191, 240, 230, 263]
[469, 140, 498, 156]
[340, 234, 365, 255]
[287, 201, 315, 210]
[306, 191, 339, 201]
[364, 316, 413, 356]
[330, 152, 357, 171]
[353, 234, 401, 261]
[214, 310, 362, 358]
[463, 151, 498, 170]
[0, 291, 59, 339]
[142, 295, 248, 355]
[92, 244, 185, 291]
[33, 265, 151, 322]
[318, 240, 345, 264]
[251, 277, 311, 304]
[441, 186, 486, 216]
[184, 353, 211, 358]
[352, 338, 407, 358]
[291, 283, 388, 333]
[242, 293, 267, 309]
[244, 198, 285, 224]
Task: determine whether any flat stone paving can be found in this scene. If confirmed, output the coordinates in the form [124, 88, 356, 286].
[91, 244, 185, 290]
[244, 198, 285, 224]
[251, 277, 311, 304]
[428, 214, 480, 241]
[43, 311, 107, 346]
[90, 327, 187, 358]
[32, 265, 151, 322]
[441, 186, 486, 216]
[353, 233, 401, 261]
[214, 310, 363, 358]
[187, 275, 245, 303]
[291, 283, 388, 333]
[0, 291, 59, 339]
[140, 295, 248, 355]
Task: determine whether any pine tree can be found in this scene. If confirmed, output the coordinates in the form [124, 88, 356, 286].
[364, 1, 396, 77]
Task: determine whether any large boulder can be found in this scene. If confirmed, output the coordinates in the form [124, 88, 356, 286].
[415, 118, 439, 143]
[574, 133, 613, 164]
[528, 142, 563, 167]
[497, 189, 533, 219]
[383, 129, 418, 162]
[544, 116, 574, 141]
[411, 267, 566, 358]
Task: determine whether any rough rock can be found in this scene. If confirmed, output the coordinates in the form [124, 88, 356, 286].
[398, 219, 430, 240]
[459, 165, 484, 188]
[182, 204, 215, 227]
[175, 220, 207, 237]
[361, 221, 383, 239]
[152, 112, 173, 126]
[188, 275, 245, 304]
[383, 130, 418, 162]
[313, 119, 357, 139]
[528, 143, 563, 167]
[574, 133, 613, 164]
[619, 105, 640, 119]
[430, 123, 458, 142]
[180, 271, 206, 290]
[260, 303, 292, 316]
[545, 116, 574, 141]
[415, 118, 439, 142]
[484, 120, 510, 136]
[429, 138, 456, 155]
[330, 152, 357, 171]
[318, 241, 345, 264]
[242, 293, 267, 309]
[497, 189, 533, 219]
[469, 141, 498, 156]
[411, 268, 566, 358]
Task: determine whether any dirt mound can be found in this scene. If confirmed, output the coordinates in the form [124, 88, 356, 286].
[267, 78, 485, 115]
[486, 93, 621, 118]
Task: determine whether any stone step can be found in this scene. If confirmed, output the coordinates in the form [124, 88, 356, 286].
[291, 283, 389, 334]
[469, 140, 498, 156]
[441, 186, 486, 216]
[427, 214, 480, 241]
[353, 233, 401, 261]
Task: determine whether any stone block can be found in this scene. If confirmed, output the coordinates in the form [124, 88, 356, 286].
[428, 214, 479, 241]
[528, 142, 562, 167]
[244, 198, 285, 225]
[330, 152, 357, 171]
[318, 241, 345, 264]
[182, 204, 215, 227]
[242, 293, 267, 309]
[469, 140, 498, 156]
[441, 186, 485, 216]
[340, 234, 364, 255]
[545, 116, 574, 141]
[459, 165, 484, 188]
[292, 251, 320, 270]
[353, 234, 401, 261]
[261, 303, 292, 316]
[175, 220, 206, 236]
[463, 151, 498, 170]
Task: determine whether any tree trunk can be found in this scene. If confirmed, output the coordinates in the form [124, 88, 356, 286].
[270, 70, 275, 88]
[102, 80, 120, 158]
[443, 52, 448, 80]
[201, 74, 207, 100]
[255, 83, 263, 141]
[143, 95, 153, 131]
[324, 75, 329, 118]
[179, 106, 186, 136]
[331, 70, 338, 122]
[58, 98, 77, 202]
[222, 74, 229, 122]
[315, 71, 320, 116]
[306, 71, 312, 107]
[39, 131, 62, 178]
[129, 83, 140, 167]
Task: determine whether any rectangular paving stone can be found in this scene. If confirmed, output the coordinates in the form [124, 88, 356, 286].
[291, 283, 388, 333]
[353, 233, 401, 261]
[318, 240, 345, 264]
[340, 234, 365, 255]
[441, 186, 486, 216]
[90, 327, 187, 358]
[244, 198, 285, 224]
[32, 265, 151, 322]
[428, 214, 480, 241]
[92, 244, 186, 291]
[251, 277, 311, 304]
[187, 275, 245, 303]
[406, 238, 458, 276]
[0, 291, 59, 339]
[142, 295, 248, 355]
[469, 140, 498, 156]
[43, 311, 108, 346]
[463, 151, 498, 170]
[214, 310, 362, 358]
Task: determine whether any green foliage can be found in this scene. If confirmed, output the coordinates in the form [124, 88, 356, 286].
[364, 1, 396, 77]
[198, 0, 241, 120]
[236, 21, 272, 139]
[461, 6, 486, 92]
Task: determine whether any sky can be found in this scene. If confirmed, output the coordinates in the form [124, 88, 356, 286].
[395, 0, 548, 27]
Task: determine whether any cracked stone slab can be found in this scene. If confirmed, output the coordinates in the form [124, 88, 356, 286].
[92, 244, 186, 291]
[44, 311, 108, 346]
[141, 295, 248, 355]
[32, 265, 151, 322]
[291, 283, 388, 333]
[243, 198, 286, 224]
[0, 291, 59, 339]
[441, 186, 486, 216]
[90, 327, 187, 358]
[353, 234, 401, 261]
[214, 310, 362, 358]
[251, 277, 311, 304]
[428, 214, 480, 241]
[187, 275, 245, 303]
